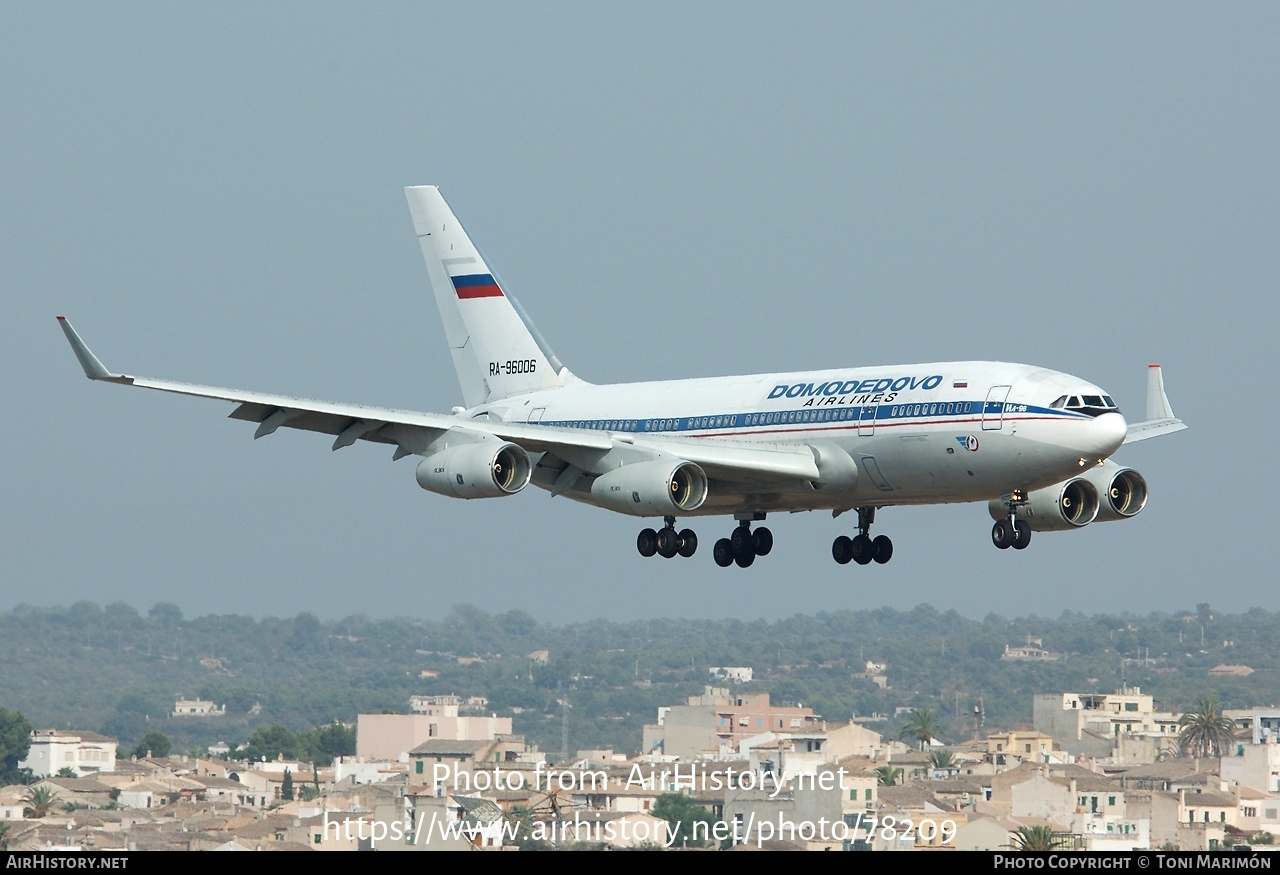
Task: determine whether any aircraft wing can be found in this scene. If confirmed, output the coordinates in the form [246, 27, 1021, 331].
[1122, 364, 1187, 445]
[1123, 418, 1188, 443]
[58, 317, 818, 482]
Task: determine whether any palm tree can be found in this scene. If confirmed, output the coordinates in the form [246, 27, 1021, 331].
[1177, 695, 1237, 758]
[898, 708, 939, 750]
[874, 765, 903, 786]
[22, 786, 60, 819]
[1007, 824, 1069, 851]
[928, 749, 956, 772]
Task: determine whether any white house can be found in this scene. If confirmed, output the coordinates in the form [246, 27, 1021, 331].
[19, 729, 118, 778]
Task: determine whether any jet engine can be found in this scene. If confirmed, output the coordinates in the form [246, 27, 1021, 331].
[415, 441, 531, 499]
[590, 459, 708, 516]
[989, 477, 1099, 532]
[1081, 461, 1147, 522]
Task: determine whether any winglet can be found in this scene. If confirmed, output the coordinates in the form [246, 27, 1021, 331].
[56, 316, 129, 383]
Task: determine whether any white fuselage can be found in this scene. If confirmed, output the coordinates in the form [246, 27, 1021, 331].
[467, 360, 1128, 515]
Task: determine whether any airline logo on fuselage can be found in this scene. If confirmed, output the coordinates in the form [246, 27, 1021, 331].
[768, 374, 944, 403]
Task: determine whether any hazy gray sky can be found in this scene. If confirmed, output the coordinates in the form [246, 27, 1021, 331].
[4, 4, 1276, 622]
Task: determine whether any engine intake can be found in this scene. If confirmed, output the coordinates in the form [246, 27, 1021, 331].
[1083, 462, 1147, 522]
[590, 459, 708, 516]
[990, 477, 1100, 532]
[415, 441, 531, 499]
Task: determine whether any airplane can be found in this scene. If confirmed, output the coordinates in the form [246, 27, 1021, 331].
[58, 185, 1187, 569]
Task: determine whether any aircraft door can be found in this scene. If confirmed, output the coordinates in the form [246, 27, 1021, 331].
[982, 386, 1011, 431]
[858, 404, 877, 437]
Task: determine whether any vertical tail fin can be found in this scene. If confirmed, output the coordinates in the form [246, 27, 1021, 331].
[1122, 364, 1186, 443]
[1145, 363, 1175, 421]
[406, 186, 575, 408]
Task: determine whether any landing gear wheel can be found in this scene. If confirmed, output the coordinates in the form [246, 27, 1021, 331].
[992, 519, 1014, 550]
[752, 527, 774, 557]
[851, 534, 877, 566]
[1012, 520, 1031, 550]
[637, 528, 658, 558]
[656, 527, 679, 559]
[872, 534, 894, 564]
[730, 524, 753, 557]
[677, 529, 698, 558]
[735, 549, 755, 568]
[832, 535, 853, 565]
[713, 538, 734, 567]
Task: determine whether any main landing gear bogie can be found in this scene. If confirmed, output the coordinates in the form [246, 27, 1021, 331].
[714, 519, 773, 569]
[637, 516, 770, 568]
[832, 507, 894, 567]
[637, 517, 698, 560]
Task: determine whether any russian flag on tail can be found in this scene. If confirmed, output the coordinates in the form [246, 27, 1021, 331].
[451, 273, 504, 299]
[953, 380, 968, 389]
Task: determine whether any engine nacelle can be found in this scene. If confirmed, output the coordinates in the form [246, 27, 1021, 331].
[415, 441, 531, 499]
[590, 459, 708, 516]
[1081, 461, 1147, 522]
[989, 477, 1100, 532]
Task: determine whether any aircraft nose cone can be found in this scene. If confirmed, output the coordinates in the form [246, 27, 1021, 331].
[1084, 411, 1127, 457]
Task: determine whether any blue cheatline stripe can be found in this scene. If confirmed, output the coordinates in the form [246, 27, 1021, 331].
[527, 401, 1089, 434]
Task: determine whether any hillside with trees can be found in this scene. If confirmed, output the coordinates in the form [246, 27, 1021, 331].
[0, 601, 1275, 759]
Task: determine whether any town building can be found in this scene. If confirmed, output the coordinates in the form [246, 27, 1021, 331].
[19, 729, 118, 778]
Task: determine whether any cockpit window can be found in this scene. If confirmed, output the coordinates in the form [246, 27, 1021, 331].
[1056, 393, 1121, 417]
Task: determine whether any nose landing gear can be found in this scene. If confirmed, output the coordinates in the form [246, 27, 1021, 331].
[992, 491, 1031, 551]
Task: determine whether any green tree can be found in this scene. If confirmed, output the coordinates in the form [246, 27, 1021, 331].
[287, 613, 323, 653]
[22, 786, 60, 819]
[281, 769, 294, 801]
[899, 708, 939, 750]
[1177, 695, 1237, 758]
[240, 724, 300, 762]
[101, 695, 161, 748]
[874, 765, 903, 786]
[1007, 824, 1069, 851]
[132, 731, 172, 760]
[297, 721, 355, 764]
[54, 767, 77, 778]
[0, 820, 10, 850]
[928, 749, 955, 771]
[0, 708, 33, 785]
[503, 805, 554, 851]
[147, 602, 183, 626]
[651, 793, 715, 848]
